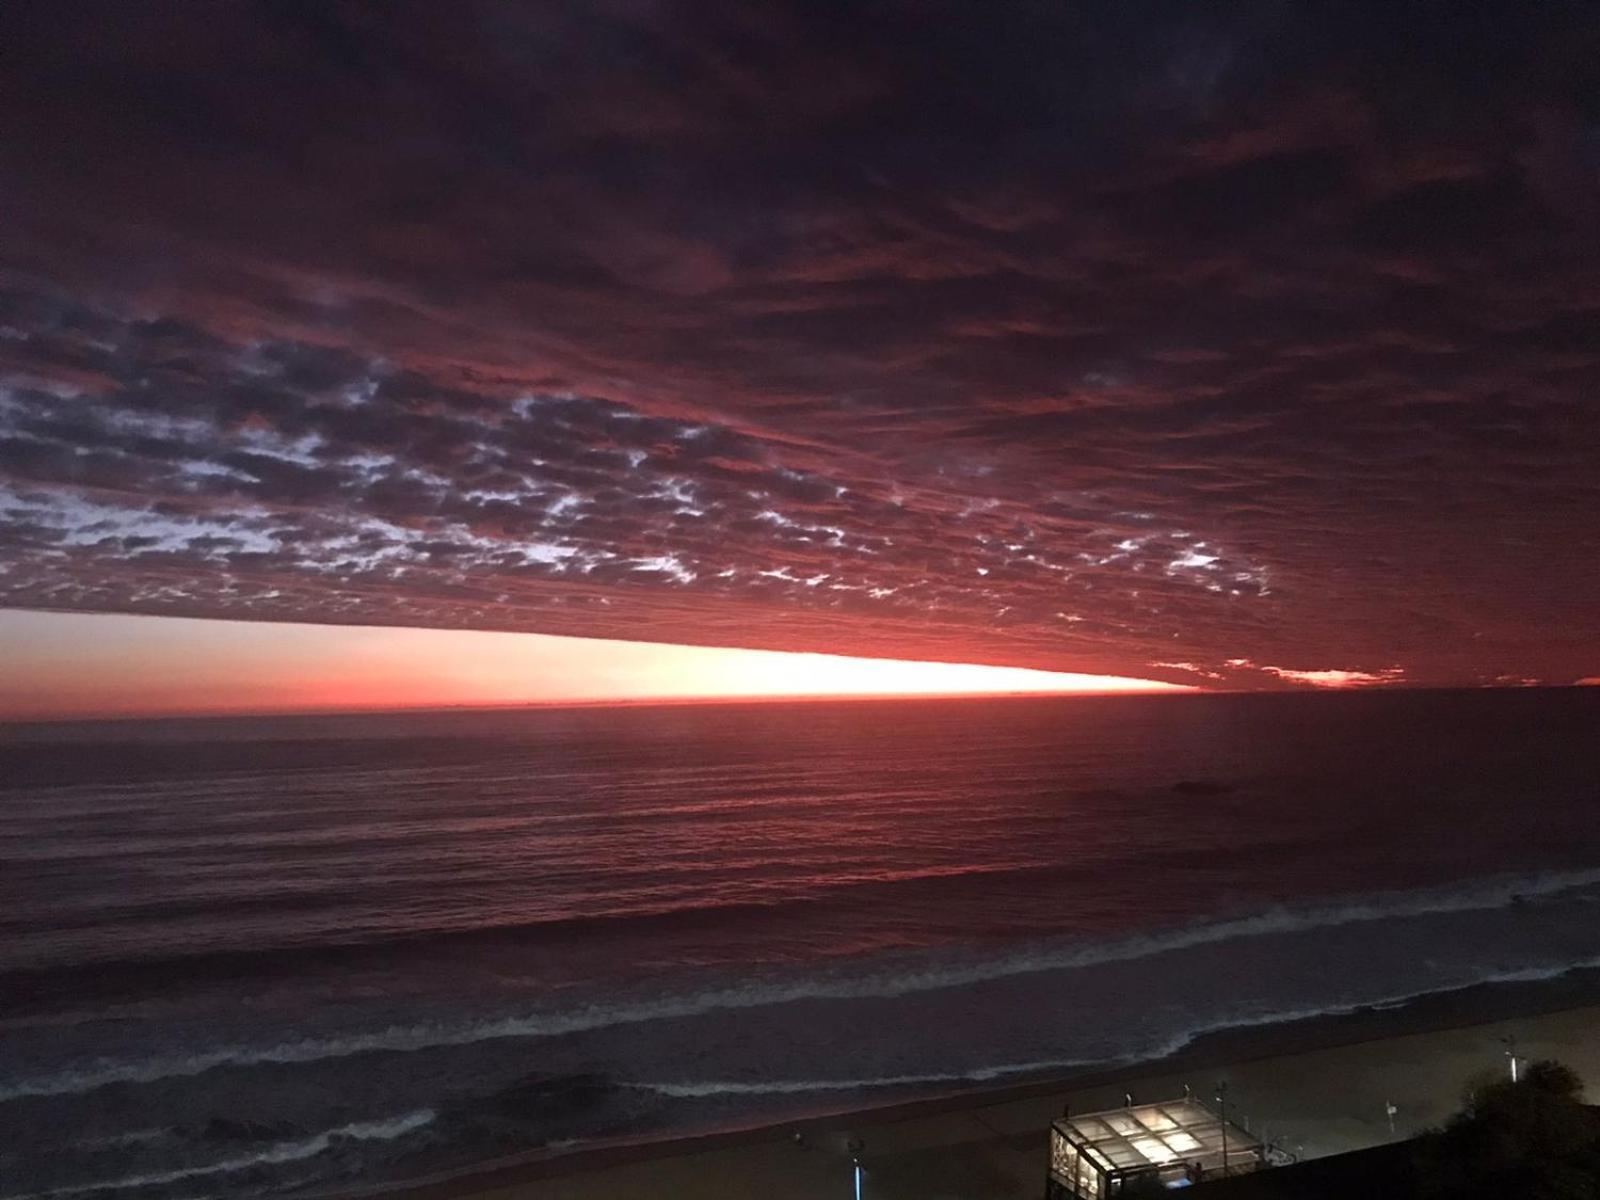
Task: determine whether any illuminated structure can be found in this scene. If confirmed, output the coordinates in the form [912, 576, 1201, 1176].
[1046, 1096, 1266, 1197]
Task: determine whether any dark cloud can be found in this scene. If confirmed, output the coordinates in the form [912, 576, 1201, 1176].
[1, 0, 1598, 687]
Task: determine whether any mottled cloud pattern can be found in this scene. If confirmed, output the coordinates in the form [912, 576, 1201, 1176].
[1, 1, 1597, 687]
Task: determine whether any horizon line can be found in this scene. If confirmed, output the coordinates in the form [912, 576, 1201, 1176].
[5, 679, 1596, 729]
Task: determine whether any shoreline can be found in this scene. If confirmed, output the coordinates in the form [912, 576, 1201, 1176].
[335, 965, 1600, 1199]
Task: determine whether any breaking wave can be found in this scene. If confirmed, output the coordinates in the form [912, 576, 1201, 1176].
[2, 1110, 436, 1200]
[631, 955, 1600, 1101]
[4, 866, 1597, 1102]
[631, 1058, 1101, 1098]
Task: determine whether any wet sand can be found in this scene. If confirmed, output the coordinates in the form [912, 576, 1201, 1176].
[351, 978, 1600, 1200]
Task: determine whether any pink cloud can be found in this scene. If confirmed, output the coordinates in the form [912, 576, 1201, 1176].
[1258, 666, 1406, 688]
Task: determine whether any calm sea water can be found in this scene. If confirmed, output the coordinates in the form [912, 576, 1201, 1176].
[2, 689, 1599, 1196]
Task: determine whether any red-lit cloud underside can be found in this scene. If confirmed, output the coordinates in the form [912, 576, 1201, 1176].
[1, 3, 1598, 690]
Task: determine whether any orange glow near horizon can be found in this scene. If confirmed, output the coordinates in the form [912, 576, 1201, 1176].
[0, 609, 1192, 721]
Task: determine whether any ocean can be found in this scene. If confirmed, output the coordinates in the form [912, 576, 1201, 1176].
[1, 688, 1598, 1197]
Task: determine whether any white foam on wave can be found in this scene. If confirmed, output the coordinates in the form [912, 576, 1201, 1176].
[1, 1110, 436, 1200]
[72, 1127, 172, 1150]
[5, 866, 1599, 1101]
[1124, 952, 1600, 1068]
[634, 1056, 1100, 1098]
[631, 954, 1600, 1101]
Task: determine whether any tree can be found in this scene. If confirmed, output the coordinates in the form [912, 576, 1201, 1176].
[1413, 1058, 1600, 1200]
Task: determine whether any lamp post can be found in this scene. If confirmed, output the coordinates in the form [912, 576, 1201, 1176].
[1499, 1035, 1518, 1083]
[1215, 1081, 1229, 1178]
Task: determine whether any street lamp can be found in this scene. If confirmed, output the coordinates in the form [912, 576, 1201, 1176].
[1499, 1035, 1518, 1083]
[1215, 1081, 1229, 1177]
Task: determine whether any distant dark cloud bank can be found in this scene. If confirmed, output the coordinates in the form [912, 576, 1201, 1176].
[2, 1, 1598, 687]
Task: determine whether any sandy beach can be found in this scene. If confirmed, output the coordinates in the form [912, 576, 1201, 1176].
[347, 981, 1600, 1200]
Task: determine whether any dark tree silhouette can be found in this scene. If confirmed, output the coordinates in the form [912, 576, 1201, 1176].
[1414, 1059, 1600, 1200]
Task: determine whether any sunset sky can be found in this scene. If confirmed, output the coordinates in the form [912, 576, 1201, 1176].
[2, 2, 1598, 716]
[0, 609, 1188, 720]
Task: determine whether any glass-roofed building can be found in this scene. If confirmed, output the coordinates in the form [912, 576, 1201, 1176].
[1046, 1096, 1265, 1198]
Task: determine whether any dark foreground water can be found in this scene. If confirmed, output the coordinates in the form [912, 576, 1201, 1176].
[2, 688, 1598, 1197]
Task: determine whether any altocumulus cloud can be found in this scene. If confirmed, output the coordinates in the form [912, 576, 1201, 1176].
[1, 1, 1598, 688]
